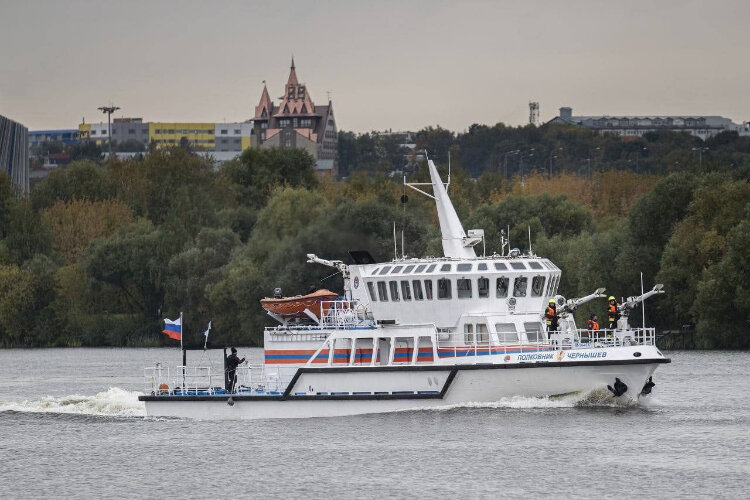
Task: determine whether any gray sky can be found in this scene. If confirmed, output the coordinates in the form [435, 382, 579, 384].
[1, 0, 749, 132]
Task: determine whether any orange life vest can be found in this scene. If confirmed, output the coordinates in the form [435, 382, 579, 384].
[587, 319, 600, 332]
[608, 303, 618, 322]
[545, 305, 557, 326]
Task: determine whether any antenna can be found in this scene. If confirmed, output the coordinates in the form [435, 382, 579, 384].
[528, 225, 532, 255]
[447, 151, 451, 192]
[401, 230, 405, 259]
[393, 222, 397, 260]
[641, 272, 646, 330]
[507, 225, 511, 256]
[529, 101, 540, 126]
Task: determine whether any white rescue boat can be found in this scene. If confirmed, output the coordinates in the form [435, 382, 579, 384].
[139, 159, 669, 419]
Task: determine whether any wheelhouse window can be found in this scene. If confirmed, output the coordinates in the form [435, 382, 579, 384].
[496, 277, 509, 298]
[478, 263, 488, 271]
[457, 263, 472, 272]
[513, 277, 528, 297]
[440, 264, 452, 272]
[426, 264, 436, 272]
[524, 322, 543, 342]
[549, 275, 559, 296]
[400, 281, 412, 300]
[415, 265, 426, 273]
[391, 266, 403, 273]
[457, 278, 472, 298]
[511, 262, 526, 270]
[476, 323, 489, 343]
[478, 277, 489, 298]
[424, 280, 434, 299]
[367, 282, 377, 301]
[464, 324, 474, 344]
[377, 281, 388, 301]
[495, 323, 519, 343]
[389, 281, 400, 301]
[494, 262, 508, 270]
[529, 261, 543, 270]
[531, 276, 545, 297]
[437, 278, 451, 299]
[403, 265, 415, 273]
[412, 280, 424, 300]
[379, 266, 391, 275]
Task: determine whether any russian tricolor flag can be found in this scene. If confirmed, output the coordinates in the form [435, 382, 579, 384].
[162, 316, 182, 341]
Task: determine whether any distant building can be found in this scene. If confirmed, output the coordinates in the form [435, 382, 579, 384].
[0, 114, 30, 192]
[148, 122, 216, 150]
[548, 107, 750, 140]
[28, 129, 80, 148]
[78, 121, 109, 144]
[78, 118, 253, 155]
[252, 58, 338, 176]
[213, 122, 253, 152]
[111, 117, 150, 147]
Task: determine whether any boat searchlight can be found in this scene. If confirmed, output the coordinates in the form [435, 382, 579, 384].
[653, 284, 664, 292]
[594, 287, 606, 295]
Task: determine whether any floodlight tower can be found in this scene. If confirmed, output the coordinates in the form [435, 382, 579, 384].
[97, 105, 120, 157]
[529, 102, 540, 126]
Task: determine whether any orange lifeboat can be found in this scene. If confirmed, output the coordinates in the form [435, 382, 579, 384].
[260, 289, 339, 319]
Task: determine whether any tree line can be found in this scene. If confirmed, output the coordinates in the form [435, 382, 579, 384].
[1, 124, 749, 349]
[338, 123, 750, 179]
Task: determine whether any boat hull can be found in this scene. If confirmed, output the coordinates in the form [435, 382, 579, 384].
[141, 355, 668, 420]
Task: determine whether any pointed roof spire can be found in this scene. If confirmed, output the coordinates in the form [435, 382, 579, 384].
[254, 81, 273, 119]
[287, 56, 299, 86]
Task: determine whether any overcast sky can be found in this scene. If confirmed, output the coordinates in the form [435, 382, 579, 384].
[1, 0, 748, 132]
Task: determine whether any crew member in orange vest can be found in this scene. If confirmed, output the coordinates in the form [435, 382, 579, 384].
[587, 313, 600, 338]
[545, 299, 559, 335]
[607, 296, 620, 331]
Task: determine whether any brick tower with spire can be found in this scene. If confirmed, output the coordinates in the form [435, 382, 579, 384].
[252, 58, 338, 176]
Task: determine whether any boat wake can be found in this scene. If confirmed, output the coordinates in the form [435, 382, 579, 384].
[0, 387, 146, 418]
[408, 389, 641, 414]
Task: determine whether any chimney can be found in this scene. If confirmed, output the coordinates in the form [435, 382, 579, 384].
[560, 107, 572, 120]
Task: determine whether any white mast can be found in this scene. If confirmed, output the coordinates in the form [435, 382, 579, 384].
[404, 159, 478, 259]
[427, 160, 476, 258]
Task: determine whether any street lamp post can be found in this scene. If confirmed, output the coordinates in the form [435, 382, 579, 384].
[692, 147, 709, 169]
[97, 105, 120, 158]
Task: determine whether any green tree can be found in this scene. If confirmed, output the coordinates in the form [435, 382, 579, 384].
[221, 147, 317, 209]
[30, 161, 115, 210]
[82, 221, 177, 343]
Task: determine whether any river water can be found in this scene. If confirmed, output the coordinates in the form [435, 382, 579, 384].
[0, 348, 747, 499]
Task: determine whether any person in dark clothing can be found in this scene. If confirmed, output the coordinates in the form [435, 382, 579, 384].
[226, 347, 246, 392]
[545, 299, 559, 333]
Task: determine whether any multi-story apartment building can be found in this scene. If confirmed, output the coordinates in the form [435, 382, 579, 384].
[252, 58, 337, 175]
[548, 107, 750, 140]
[0, 114, 30, 192]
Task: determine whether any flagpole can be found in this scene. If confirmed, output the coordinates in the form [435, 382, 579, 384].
[640, 273, 646, 330]
[180, 311, 186, 391]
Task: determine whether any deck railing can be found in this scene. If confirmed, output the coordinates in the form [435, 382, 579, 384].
[319, 300, 374, 329]
[144, 365, 171, 395]
[436, 327, 656, 357]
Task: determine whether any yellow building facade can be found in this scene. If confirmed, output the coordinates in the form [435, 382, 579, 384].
[148, 122, 216, 150]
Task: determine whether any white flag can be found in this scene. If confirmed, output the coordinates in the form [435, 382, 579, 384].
[202, 321, 212, 349]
